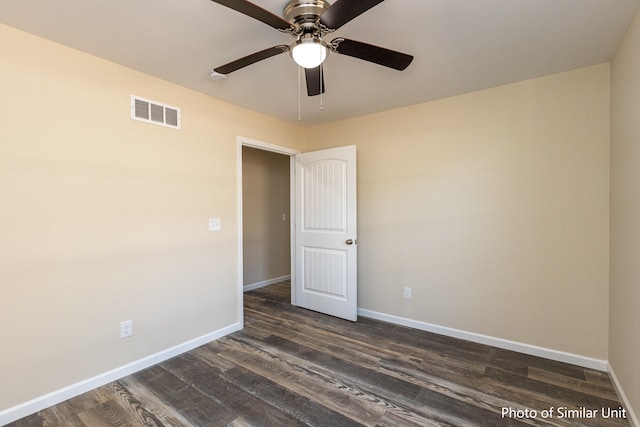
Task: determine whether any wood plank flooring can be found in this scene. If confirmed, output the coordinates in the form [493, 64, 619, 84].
[9, 281, 630, 426]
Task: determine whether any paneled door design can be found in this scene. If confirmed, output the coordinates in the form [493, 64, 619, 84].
[294, 145, 357, 321]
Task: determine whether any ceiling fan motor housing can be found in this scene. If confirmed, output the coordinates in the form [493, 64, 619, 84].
[284, 0, 331, 29]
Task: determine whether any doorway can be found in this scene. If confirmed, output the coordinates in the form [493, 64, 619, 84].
[237, 137, 299, 328]
[237, 138, 358, 325]
[241, 145, 291, 290]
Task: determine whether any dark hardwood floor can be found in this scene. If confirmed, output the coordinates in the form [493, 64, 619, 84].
[9, 281, 630, 426]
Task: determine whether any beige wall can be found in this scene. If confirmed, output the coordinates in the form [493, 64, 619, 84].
[2, 17, 632, 419]
[610, 8, 640, 421]
[0, 23, 304, 411]
[306, 64, 611, 360]
[242, 147, 291, 286]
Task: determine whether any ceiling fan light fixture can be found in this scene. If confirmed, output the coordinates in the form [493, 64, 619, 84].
[290, 34, 328, 69]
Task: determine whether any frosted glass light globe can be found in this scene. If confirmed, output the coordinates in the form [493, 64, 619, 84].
[290, 38, 328, 69]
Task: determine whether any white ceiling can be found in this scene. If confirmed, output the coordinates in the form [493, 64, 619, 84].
[1, 0, 638, 127]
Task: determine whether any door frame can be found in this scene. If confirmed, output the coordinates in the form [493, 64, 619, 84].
[236, 136, 300, 328]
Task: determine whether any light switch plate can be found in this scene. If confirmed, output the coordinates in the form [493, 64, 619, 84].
[208, 218, 221, 231]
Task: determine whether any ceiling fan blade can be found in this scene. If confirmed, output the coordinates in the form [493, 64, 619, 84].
[305, 66, 325, 96]
[331, 38, 413, 71]
[214, 45, 289, 74]
[210, 0, 293, 32]
[319, 0, 384, 31]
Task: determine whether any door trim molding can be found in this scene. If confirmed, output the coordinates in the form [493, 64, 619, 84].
[236, 136, 300, 328]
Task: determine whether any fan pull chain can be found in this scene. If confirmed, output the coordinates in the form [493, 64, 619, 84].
[320, 63, 324, 111]
[297, 65, 302, 121]
[319, 49, 324, 111]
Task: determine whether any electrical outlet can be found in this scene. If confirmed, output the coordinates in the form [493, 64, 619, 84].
[120, 320, 133, 338]
[208, 218, 221, 231]
[403, 287, 412, 299]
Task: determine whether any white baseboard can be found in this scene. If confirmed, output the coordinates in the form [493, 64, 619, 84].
[608, 362, 639, 427]
[0, 322, 241, 426]
[357, 308, 608, 371]
[243, 275, 291, 292]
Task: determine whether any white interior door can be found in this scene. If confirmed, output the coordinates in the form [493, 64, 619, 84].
[294, 145, 357, 321]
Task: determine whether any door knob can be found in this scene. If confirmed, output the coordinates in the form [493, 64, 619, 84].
[346, 239, 355, 245]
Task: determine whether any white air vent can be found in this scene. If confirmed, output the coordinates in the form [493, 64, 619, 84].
[131, 95, 181, 129]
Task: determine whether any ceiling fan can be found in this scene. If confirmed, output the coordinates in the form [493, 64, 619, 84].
[210, 0, 414, 96]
